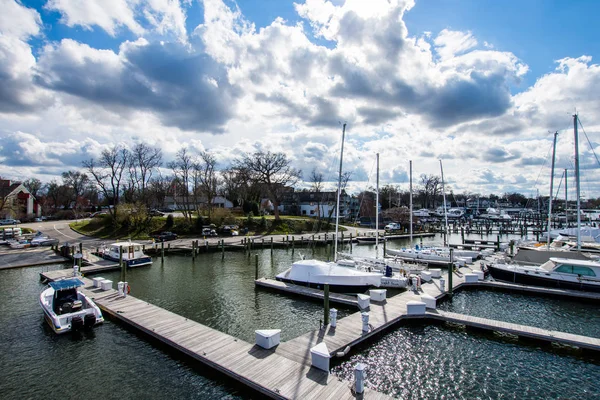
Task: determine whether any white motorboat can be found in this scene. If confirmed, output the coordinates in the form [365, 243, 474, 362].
[99, 241, 152, 267]
[276, 259, 384, 292]
[386, 246, 469, 266]
[488, 257, 600, 292]
[413, 209, 430, 218]
[446, 208, 465, 218]
[39, 278, 104, 334]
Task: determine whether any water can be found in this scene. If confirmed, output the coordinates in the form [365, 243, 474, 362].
[0, 266, 244, 400]
[331, 324, 600, 399]
[439, 289, 600, 338]
[2, 232, 599, 399]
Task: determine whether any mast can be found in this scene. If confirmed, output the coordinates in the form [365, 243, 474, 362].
[439, 160, 449, 246]
[375, 153, 379, 254]
[334, 123, 346, 261]
[564, 169, 568, 227]
[409, 160, 413, 246]
[547, 131, 558, 247]
[574, 114, 581, 250]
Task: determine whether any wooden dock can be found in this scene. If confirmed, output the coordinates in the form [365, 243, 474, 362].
[258, 266, 600, 365]
[255, 278, 358, 306]
[40, 259, 120, 281]
[80, 279, 390, 399]
[427, 310, 600, 351]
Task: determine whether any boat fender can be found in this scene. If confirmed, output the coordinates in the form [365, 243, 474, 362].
[127, 285, 131, 294]
[336, 346, 351, 358]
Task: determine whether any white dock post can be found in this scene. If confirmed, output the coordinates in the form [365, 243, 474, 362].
[117, 281, 124, 296]
[329, 308, 338, 327]
[361, 312, 369, 333]
[123, 281, 128, 298]
[440, 278, 446, 292]
[354, 363, 365, 394]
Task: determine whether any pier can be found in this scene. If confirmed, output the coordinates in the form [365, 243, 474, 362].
[78, 278, 390, 399]
[256, 267, 600, 363]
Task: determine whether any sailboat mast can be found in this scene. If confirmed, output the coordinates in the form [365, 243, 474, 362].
[574, 114, 581, 250]
[375, 153, 379, 253]
[409, 160, 413, 246]
[439, 160, 449, 247]
[564, 169, 568, 227]
[334, 123, 346, 260]
[547, 131, 558, 247]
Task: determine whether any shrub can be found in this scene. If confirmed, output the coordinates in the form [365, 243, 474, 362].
[166, 214, 174, 229]
[251, 202, 260, 216]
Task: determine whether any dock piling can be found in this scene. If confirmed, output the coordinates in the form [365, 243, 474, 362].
[254, 254, 259, 280]
[324, 284, 330, 326]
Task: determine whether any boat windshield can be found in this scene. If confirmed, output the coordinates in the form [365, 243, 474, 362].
[540, 260, 555, 271]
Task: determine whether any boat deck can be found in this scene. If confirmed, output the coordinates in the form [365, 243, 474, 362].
[80, 279, 390, 400]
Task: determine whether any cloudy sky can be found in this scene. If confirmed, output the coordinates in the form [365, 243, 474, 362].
[1, 0, 599, 199]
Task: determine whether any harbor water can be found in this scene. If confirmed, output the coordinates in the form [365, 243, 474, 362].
[1, 232, 599, 399]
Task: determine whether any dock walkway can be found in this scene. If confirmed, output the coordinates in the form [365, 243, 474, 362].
[427, 310, 600, 351]
[81, 279, 389, 399]
[40, 259, 120, 281]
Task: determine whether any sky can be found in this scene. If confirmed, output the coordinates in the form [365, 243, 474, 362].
[1, 0, 600, 201]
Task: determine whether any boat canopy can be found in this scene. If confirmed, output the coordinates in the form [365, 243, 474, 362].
[49, 278, 85, 291]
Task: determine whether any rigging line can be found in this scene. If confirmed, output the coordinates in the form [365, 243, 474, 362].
[577, 117, 600, 169]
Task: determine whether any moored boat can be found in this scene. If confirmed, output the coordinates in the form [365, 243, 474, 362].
[488, 257, 600, 292]
[276, 259, 384, 293]
[99, 241, 152, 267]
[39, 278, 104, 334]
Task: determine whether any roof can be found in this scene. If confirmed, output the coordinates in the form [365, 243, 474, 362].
[49, 278, 85, 291]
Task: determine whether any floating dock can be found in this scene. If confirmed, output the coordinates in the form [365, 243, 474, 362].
[428, 310, 600, 351]
[80, 279, 390, 399]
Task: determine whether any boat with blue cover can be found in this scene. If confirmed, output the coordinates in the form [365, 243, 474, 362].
[39, 278, 104, 334]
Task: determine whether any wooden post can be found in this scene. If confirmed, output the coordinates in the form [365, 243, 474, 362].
[262, 238, 264, 249]
[192, 240, 196, 260]
[119, 246, 124, 269]
[254, 254, 259, 280]
[448, 248, 454, 296]
[221, 240, 225, 260]
[324, 284, 330, 326]
[496, 235, 500, 252]
[270, 237, 273, 254]
[292, 236, 295, 254]
[349, 233, 353, 252]
[161, 241, 164, 262]
[383, 237, 386, 257]
[79, 242, 83, 255]
[461, 227, 465, 243]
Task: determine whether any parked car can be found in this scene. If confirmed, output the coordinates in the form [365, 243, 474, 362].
[0, 219, 20, 225]
[148, 209, 164, 216]
[202, 228, 218, 237]
[384, 222, 401, 231]
[155, 231, 178, 242]
[34, 217, 43, 222]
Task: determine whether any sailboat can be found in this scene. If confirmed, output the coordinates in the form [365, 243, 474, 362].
[276, 124, 385, 293]
[511, 117, 595, 265]
[489, 114, 600, 291]
[385, 160, 476, 266]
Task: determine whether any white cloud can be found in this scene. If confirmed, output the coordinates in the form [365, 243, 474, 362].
[0, 0, 599, 197]
[434, 29, 478, 61]
[45, 0, 145, 37]
[0, 0, 42, 39]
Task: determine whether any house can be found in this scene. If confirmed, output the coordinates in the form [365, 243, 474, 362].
[162, 195, 233, 211]
[0, 180, 41, 219]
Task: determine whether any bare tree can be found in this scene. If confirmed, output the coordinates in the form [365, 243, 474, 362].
[167, 147, 194, 222]
[22, 178, 43, 198]
[419, 174, 441, 209]
[234, 151, 301, 220]
[83, 145, 129, 220]
[310, 168, 323, 221]
[129, 143, 162, 205]
[62, 171, 90, 210]
[194, 151, 219, 218]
